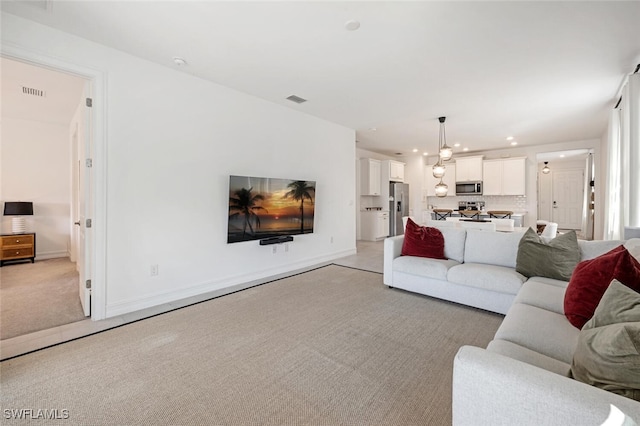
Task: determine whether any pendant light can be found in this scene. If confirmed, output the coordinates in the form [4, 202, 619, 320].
[432, 115, 451, 196]
[435, 178, 448, 198]
[438, 116, 453, 161]
[432, 161, 445, 179]
[542, 162, 551, 174]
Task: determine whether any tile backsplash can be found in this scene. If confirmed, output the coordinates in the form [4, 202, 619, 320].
[425, 195, 527, 213]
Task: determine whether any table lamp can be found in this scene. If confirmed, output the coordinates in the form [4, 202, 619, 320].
[3, 201, 33, 234]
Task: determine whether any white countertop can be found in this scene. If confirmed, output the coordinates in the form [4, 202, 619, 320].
[427, 209, 526, 217]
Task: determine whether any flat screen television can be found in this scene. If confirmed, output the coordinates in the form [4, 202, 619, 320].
[227, 175, 316, 244]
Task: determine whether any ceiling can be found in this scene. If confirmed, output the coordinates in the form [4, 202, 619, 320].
[2, 1, 639, 157]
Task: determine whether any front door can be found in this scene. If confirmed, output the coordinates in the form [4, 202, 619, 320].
[552, 169, 584, 230]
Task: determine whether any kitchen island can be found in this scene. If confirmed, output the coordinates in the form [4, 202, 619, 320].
[429, 211, 525, 227]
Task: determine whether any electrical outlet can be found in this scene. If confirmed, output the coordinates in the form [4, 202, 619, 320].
[150, 264, 159, 276]
[272, 245, 277, 254]
[330, 236, 334, 243]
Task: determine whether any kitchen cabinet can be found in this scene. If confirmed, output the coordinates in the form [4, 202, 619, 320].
[360, 158, 382, 196]
[483, 157, 526, 195]
[455, 156, 484, 182]
[383, 160, 405, 182]
[360, 211, 389, 241]
[425, 163, 456, 197]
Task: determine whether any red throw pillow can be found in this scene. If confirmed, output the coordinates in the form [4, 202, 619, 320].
[564, 246, 640, 329]
[401, 218, 446, 260]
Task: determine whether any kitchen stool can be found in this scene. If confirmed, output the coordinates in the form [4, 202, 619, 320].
[459, 210, 480, 220]
[488, 210, 513, 219]
[433, 209, 453, 220]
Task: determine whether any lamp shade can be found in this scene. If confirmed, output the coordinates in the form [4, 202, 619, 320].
[542, 162, 550, 174]
[3, 202, 33, 216]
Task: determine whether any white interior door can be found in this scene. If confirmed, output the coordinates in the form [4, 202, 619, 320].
[552, 169, 584, 230]
[76, 86, 92, 317]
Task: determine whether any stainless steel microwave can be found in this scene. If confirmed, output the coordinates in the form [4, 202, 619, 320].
[456, 181, 483, 196]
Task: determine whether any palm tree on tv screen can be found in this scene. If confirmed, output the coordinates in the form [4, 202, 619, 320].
[284, 180, 315, 234]
[229, 187, 267, 238]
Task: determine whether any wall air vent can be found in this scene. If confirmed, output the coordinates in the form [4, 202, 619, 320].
[286, 95, 307, 104]
[22, 86, 46, 97]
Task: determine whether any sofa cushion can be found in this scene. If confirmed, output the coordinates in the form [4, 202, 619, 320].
[578, 239, 625, 261]
[463, 229, 523, 268]
[401, 218, 446, 259]
[564, 246, 640, 329]
[393, 256, 460, 281]
[487, 339, 571, 376]
[570, 280, 640, 401]
[438, 227, 467, 264]
[495, 303, 580, 363]
[514, 280, 566, 314]
[515, 228, 580, 281]
[525, 276, 569, 289]
[447, 263, 526, 295]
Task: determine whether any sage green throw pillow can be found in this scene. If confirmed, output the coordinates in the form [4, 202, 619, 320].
[570, 280, 640, 401]
[515, 228, 580, 281]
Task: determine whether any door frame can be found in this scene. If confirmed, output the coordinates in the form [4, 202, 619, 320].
[1, 46, 108, 320]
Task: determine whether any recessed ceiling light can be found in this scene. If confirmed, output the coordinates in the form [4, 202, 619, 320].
[345, 20, 361, 31]
[463, 148, 469, 152]
[412, 148, 418, 153]
[454, 143, 461, 147]
[369, 127, 377, 132]
[423, 152, 428, 156]
[506, 136, 514, 141]
[510, 141, 518, 146]
[560, 154, 566, 158]
[172, 57, 187, 66]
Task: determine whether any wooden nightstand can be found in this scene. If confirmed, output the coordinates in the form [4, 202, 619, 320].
[0, 233, 36, 267]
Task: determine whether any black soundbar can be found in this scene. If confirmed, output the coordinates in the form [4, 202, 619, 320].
[259, 236, 294, 245]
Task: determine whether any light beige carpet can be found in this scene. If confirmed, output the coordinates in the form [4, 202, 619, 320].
[0, 258, 86, 340]
[0, 265, 502, 425]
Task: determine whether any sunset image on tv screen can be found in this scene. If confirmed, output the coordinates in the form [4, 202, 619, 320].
[227, 175, 316, 243]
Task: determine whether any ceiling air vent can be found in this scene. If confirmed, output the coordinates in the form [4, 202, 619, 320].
[22, 86, 46, 97]
[286, 95, 307, 104]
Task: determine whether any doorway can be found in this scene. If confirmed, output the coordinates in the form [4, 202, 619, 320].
[537, 149, 594, 239]
[0, 56, 95, 339]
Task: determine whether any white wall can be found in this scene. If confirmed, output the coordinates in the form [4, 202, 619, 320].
[402, 155, 426, 219]
[2, 13, 356, 317]
[1, 117, 71, 258]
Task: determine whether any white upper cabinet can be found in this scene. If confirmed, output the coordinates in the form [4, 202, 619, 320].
[360, 158, 382, 196]
[482, 157, 526, 195]
[455, 156, 484, 182]
[482, 161, 502, 195]
[501, 158, 526, 195]
[384, 160, 405, 182]
[425, 163, 456, 197]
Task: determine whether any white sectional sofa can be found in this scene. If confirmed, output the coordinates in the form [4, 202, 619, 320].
[383, 227, 640, 425]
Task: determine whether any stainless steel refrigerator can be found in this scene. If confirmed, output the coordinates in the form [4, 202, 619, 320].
[389, 182, 410, 236]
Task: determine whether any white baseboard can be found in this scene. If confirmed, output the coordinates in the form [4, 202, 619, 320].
[36, 250, 69, 260]
[105, 248, 356, 318]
